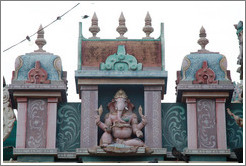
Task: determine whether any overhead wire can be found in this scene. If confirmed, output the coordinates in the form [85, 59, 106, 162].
[3, 3, 80, 53]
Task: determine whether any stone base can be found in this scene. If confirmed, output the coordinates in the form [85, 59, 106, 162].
[76, 147, 166, 162]
[17, 156, 55, 162]
[184, 149, 230, 162]
[79, 156, 164, 162]
[13, 148, 57, 162]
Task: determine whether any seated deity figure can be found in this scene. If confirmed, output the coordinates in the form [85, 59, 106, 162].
[95, 89, 152, 153]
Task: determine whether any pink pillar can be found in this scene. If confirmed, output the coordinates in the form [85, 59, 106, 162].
[216, 98, 227, 149]
[80, 86, 98, 148]
[16, 97, 27, 148]
[46, 98, 58, 149]
[186, 98, 197, 149]
[144, 86, 162, 148]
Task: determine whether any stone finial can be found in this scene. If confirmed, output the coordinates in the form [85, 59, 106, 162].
[116, 12, 127, 39]
[143, 12, 154, 39]
[197, 26, 209, 50]
[89, 12, 100, 39]
[34, 24, 46, 52]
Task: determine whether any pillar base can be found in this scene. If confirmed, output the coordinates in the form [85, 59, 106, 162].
[76, 147, 166, 162]
[14, 148, 57, 162]
[184, 149, 230, 161]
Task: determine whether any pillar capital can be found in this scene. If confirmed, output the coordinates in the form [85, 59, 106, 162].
[186, 98, 196, 104]
[17, 97, 27, 103]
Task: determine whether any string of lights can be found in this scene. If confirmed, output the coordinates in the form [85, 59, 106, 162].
[3, 3, 81, 53]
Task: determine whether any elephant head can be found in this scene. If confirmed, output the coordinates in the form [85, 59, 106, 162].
[107, 89, 134, 123]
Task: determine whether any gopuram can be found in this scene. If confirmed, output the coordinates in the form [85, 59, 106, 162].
[2, 12, 243, 163]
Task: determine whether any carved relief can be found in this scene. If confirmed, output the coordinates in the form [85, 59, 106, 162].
[181, 57, 191, 80]
[193, 61, 218, 84]
[219, 56, 228, 79]
[26, 99, 47, 148]
[12, 56, 23, 80]
[94, 89, 152, 154]
[100, 45, 142, 71]
[197, 99, 217, 149]
[3, 86, 16, 141]
[54, 57, 62, 80]
[26, 61, 50, 84]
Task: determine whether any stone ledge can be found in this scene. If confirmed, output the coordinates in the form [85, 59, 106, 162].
[184, 149, 231, 156]
[13, 148, 57, 155]
[76, 147, 166, 156]
[57, 152, 76, 159]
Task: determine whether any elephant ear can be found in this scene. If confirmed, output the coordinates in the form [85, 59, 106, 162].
[107, 99, 116, 113]
[127, 99, 135, 111]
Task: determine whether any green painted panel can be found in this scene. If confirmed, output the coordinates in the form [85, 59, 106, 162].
[225, 103, 243, 150]
[161, 103, 187, 152]
[56, 103, 81, 152]
[3, 121, 16, 160]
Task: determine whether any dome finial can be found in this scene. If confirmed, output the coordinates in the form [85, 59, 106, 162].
[89, 12, 100, 39]
[34, 24, 46, 52]
[143, 12, 154, 39]
[197, 26, 209, 50]
[116, 12, 127, 39]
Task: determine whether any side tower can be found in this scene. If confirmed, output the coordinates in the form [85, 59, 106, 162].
[176, 27, 234, 161]
[9, 25, 67, 162]
[75, 12, 168, 161]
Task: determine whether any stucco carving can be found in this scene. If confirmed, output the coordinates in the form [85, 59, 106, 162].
[26, 61, 50, 84]
[193, 61, 218, 84]
[3, 86, 16, 142]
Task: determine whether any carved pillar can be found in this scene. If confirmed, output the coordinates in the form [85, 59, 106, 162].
[216, 98, 227, 149]
[80, 86, 98, 148]
[186, 98, 197, 149]
[46, 98, 58, 148]
[144, 86, 162, 148]
[16, 97, 28, 148]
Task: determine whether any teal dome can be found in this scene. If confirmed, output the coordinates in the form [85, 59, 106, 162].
[181, 52, 228, 81]
[13, 52, 63, 81]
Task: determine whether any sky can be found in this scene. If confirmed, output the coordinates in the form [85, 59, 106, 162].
[1, 1, 245, 103]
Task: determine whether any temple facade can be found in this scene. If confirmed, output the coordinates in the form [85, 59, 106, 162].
[3, 13, 243, 163]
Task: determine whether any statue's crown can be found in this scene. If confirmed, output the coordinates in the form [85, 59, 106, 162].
[114, 89, 128, 99]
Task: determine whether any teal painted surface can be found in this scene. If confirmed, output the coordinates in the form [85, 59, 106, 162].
[56, 103, 81, 152]
[80, 155, 164, 162]
[161, 103, 187, 152]
[226, 103, 243, 150]
[75, 69, 167, 78]
[17, 53, 62, 80]
[182, 53, 226, 80]
[100, 45, 142, 71]
[160, 23, 165, 70]
[3, 121, 16, 160]
[98, 85, 144, 144]
[17, 156, 55, 162]
[189, 156, 226, 161]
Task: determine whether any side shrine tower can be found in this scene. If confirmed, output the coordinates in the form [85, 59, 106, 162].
[176, 27, 235, 161]
[8, 25, 68, 162]
[75, 12, 168, 161]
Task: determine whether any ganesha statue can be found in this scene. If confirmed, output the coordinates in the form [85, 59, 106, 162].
[94, 89, 152, 154]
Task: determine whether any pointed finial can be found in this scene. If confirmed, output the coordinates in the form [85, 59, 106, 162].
[197, 26, 209, 50]
[143, 12, 154, 39]
[34, 25, 46, 52]
[89, 12, 100, 39]
[116, 12, 127, 39]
